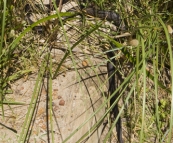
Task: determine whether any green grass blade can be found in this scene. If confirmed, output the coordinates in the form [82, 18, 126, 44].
[158, 17, 173, 143]
[18, 61, 46, 143]
[0, 101, 26, 105]
[48, 54, 54, 143]
[0, 0, 7, 118]
[139, 28, 147, 143]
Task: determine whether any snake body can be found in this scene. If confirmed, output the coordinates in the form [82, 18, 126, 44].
[84, 7, 124, 142]
[107, 44, 123, 143]
[84, 5, 124, 143]
[85, 8, 125, 143]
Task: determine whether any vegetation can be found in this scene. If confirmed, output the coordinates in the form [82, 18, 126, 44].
[0, 0, 173, 142]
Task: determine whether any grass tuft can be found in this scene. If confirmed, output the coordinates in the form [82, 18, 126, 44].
[0, 0, 173, 142]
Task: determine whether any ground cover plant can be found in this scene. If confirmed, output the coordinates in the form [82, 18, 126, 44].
[0, 0, 173, 142]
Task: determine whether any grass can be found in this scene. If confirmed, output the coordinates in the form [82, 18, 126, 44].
[0, 0, 173, 142]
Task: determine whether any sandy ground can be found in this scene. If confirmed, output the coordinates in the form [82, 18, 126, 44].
[0, 48, 116, 143]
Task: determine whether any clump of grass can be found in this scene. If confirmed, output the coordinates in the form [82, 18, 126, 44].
[1, 0, 173, 142]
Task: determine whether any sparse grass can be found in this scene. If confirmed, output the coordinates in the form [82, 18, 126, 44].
[0, 0, 173, 142]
